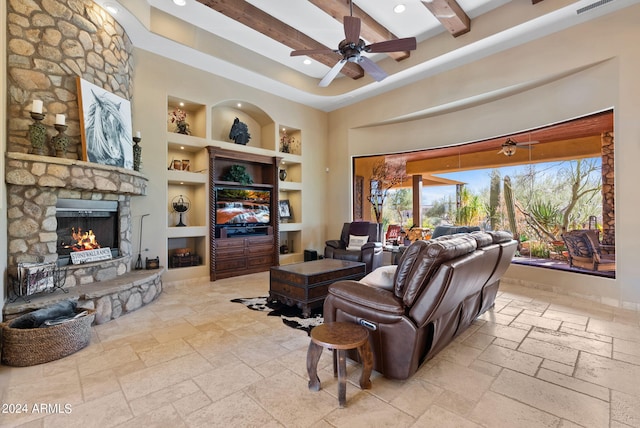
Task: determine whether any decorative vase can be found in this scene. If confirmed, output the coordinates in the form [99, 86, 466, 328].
[279, 169, 287, 181]
[29, 112, 47, 155]
[176, 121, 190, 135]
[52, 124, 69, 158]
[132, 137, 142, 171]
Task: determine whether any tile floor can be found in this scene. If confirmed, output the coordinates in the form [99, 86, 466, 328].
[1, 272, 639, 428]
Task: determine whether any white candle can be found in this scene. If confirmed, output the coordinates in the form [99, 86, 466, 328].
[32, 100, 43, 114]
[136, 131, 141, 138]
[55, 114, 65, 125]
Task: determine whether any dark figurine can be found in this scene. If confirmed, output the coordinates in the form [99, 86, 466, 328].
[229, 117, 251, 145]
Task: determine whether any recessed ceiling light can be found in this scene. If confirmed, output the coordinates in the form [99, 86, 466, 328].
[173, 0, 187, 6]
[303, 59, 312, 65]
[179, 102, 184, 107]
[237, 103, 242, 108]
[104, 2, 119, 14]
[393, 4, 406, 14]
[180, 146, 184, 150]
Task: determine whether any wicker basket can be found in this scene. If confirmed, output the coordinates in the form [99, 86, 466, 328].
[1, 309, 96, 367]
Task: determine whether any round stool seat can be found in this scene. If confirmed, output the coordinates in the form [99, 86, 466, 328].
[310, 322, 369, 350]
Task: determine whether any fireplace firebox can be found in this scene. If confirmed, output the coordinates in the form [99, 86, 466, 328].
[56, 199, 120, 265]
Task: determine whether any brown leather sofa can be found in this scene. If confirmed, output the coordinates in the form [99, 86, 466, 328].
[323, 230, 517, 380]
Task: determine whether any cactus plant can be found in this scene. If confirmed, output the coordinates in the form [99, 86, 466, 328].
[504, 175, 518, 239]
[489, 169, 501, 230]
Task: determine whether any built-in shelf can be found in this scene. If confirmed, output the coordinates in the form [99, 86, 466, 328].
[279, 222, 302, 232]
[167, 226, 208, 238]
[167, 169, 207, 184]
[165, 96, 306, 282]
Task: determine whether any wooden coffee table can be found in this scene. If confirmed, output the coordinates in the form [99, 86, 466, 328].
[269, 259, 366, 317]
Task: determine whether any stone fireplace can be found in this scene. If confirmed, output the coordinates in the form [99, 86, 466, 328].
[4, 152, 162, 324]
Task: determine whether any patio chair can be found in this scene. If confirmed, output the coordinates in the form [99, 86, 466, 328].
[561, 230, 615, 272]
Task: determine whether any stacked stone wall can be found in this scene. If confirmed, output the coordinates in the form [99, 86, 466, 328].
[601, 132, 615, 246]
[7, 0, 133, 156]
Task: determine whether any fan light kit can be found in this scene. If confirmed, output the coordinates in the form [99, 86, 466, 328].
[291, 0, 416, 87]
[498, 139, 518, 157]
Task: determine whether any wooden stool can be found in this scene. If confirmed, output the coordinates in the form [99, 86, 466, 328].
[306, 322, 373, 407]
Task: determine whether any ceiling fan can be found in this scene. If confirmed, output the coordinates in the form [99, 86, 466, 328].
[290, 2, 417, 87]
[498, 138, 537, 157]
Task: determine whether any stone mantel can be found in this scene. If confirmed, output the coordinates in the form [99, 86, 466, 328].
[5, 152, 148, 195]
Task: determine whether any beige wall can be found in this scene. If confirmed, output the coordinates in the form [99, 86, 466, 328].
[326, 6, 640, 308]
[130, 49, 329, 282]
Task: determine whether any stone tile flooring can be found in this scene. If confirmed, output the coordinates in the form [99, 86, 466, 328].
[1, 272, 639, 427]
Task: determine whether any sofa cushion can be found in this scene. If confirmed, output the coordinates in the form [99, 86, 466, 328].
[346, 234, 369, 251]
[397, 235, 478, 307]
[360, 265, 397, 290]
[486, 230, 514, 244]
[431, 225, 481, 239]
[469, 231, 494, 248]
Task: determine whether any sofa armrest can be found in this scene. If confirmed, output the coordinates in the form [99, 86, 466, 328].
[361, 242, 382, 251]
[328, 280, 404, 315]
[325, 240, 344, 249]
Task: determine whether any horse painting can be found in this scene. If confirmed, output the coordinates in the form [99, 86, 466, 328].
[229, 117, 251, 145]
[78, 78, 133, 169]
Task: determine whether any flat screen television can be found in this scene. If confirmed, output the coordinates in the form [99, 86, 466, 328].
[215, 187, 271, 226]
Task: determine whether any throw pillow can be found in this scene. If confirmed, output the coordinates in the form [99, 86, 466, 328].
[346, 234, 369, 251]
[360, 265, 397, 290]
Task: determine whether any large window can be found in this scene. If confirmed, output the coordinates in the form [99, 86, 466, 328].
[353, 111, 614, 277]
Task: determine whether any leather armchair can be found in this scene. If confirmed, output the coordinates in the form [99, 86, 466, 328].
[324, 222, 383, 274]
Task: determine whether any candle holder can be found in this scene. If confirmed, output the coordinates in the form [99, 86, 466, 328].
[133, 136, 142, 171]
[29, 112, 47, 155]
[52, 124, 69, 158]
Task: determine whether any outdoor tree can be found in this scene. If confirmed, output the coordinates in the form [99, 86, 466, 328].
[388, 188, 412, 227]
[455, 186, 486, 226]
[515, 158, 602, 241]
[368, 159, 407, 224]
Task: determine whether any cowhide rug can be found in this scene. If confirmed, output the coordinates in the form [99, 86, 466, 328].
[230, 296, 323, 335]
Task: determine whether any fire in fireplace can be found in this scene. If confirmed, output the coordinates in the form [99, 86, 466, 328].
[56, 199, 119, 264]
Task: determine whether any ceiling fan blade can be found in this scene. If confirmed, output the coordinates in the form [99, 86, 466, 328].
[367, 37, 417, 53]
[358, 56, 387, 82]
[291, 48, 336, 57]
[319, 60, 347, 87]
[343, 16, 361, 45]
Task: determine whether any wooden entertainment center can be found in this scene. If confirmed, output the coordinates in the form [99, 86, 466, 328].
[207, 147, 281, 280]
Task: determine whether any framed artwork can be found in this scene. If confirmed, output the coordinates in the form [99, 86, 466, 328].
[279, 199, 292, 219]
[77, 77, 133, 169]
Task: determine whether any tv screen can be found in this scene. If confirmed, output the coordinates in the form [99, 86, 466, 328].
[215, 187, 270, 225]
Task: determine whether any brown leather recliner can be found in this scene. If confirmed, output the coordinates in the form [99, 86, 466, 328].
[324, 231, 517, 380]
[324, 222, 383, 274]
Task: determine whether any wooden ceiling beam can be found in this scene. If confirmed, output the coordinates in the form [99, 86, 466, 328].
[420, 0, 470, 37]
[308, 0, 410, 61]
[196, 0, 364, 79]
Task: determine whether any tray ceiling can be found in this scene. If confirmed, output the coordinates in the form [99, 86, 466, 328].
[99, 0, 638, 111]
